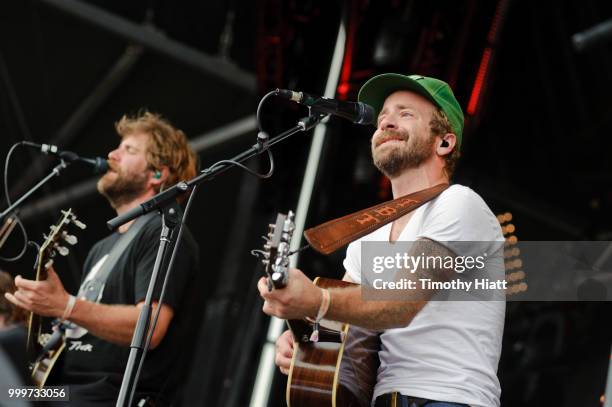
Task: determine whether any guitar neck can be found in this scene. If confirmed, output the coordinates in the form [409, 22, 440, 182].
[26, 258, 48, 355]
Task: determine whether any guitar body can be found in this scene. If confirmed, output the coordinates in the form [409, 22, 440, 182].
[26, 263, 61, 388]
[31, 337, 65, 387]
[287, 278, 380, 407]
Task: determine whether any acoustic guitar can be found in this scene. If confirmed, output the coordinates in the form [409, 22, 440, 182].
[259, 211, 380, 407]
[26, 208, 85, 387]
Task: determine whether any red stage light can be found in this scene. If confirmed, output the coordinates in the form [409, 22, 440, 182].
[467, 47, 492, 115]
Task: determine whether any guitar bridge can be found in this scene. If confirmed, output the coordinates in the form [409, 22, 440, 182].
[290, 320, 346, 344]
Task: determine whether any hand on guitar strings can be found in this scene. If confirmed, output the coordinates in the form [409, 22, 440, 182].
[5, 262, 71, 318]
[257, 268, 322, 320]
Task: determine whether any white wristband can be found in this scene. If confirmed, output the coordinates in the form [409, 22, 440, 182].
[309, 288, 331, 343]
[315, 288, 331, 322]
[61, 295, 76, 321]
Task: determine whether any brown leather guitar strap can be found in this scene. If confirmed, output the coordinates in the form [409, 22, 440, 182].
[304, 183, 449, 255]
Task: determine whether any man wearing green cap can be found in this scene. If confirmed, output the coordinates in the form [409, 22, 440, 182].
[259, 74, 505, 406]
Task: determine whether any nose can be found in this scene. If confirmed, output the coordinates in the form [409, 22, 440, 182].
[108, 147, 120, 162]
[378, 112, 397, 131]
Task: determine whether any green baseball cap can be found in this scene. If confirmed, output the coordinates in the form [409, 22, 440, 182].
[358, 73, 464, 148]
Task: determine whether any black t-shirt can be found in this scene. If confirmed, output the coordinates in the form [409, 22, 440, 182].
[57, 214, 200, 406]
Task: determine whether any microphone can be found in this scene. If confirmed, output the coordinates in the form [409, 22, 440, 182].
[276, 89, 375, 125]
[22, 141, 109, 174]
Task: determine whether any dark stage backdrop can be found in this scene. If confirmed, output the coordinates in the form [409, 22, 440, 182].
[1, 0, 611, 406]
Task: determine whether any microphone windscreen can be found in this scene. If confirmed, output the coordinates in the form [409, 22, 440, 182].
[93, 157, 109, 174]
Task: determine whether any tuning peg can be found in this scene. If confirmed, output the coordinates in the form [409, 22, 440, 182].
[55, 245, 69, 256]
[62, 232, 78, 245]
[263, 243, 271, 251]
[71, 218, 86, 230]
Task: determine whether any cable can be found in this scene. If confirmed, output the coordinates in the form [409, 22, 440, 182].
[200, 88, 278, 180]
[3, 143, 20, 205]
[251, 244, 310, 261]
[256, 90, 279, 133]
[0, 219, 31, 262]
[289, 244, 310, 256]
[204, 147, 274, 180]
[1, 142, 31, 262]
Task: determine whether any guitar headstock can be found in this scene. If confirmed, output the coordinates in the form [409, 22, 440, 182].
[38, 209, 86, 269]
[260, 211, 295, 291]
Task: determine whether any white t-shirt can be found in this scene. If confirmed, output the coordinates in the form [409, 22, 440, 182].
[343, 184, 505, 407]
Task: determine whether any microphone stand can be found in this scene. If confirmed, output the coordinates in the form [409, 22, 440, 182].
[107, 113, 324, 231]
[115, 201, 180, 407]
[0, 160, 71, 224]
[113, 112, 325, 407]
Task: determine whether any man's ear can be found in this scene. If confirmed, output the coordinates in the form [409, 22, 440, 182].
[150, 166, 169, 188]
[436, 133, 457, 156]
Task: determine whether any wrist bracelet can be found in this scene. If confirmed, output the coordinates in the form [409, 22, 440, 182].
[310, 288, 331, 342]
[61, 295, 76, 321]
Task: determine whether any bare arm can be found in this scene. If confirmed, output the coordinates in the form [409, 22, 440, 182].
[68, 299, 174, 349]
[336, 272, 418, 330]
[325, 287, 427, 329]
[328, 239, 454, 329]
[259, 239, 454, 330]
[6, 266, 174, 349]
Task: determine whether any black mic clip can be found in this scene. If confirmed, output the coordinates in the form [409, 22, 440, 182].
[255, 131, 270, 153]
[57, 150, 80, 163]
[298, 113, 325, 131]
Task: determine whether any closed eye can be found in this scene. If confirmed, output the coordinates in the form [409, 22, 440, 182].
[124, 145, 139, 154]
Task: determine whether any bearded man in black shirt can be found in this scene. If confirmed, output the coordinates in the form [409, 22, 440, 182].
[5, 111, 200, 406]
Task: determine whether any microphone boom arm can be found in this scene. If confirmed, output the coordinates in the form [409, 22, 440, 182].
[0, 160, 71, 223]
[106, 112, 326, 231]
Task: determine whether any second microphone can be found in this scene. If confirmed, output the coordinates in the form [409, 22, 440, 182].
[276, 89, 375, 125]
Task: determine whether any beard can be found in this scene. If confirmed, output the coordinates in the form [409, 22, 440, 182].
[97, 166, 149, 209]
[372, 129, 435, 178]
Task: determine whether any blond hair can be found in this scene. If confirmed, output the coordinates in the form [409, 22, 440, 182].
[115, 111, 197, 198]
